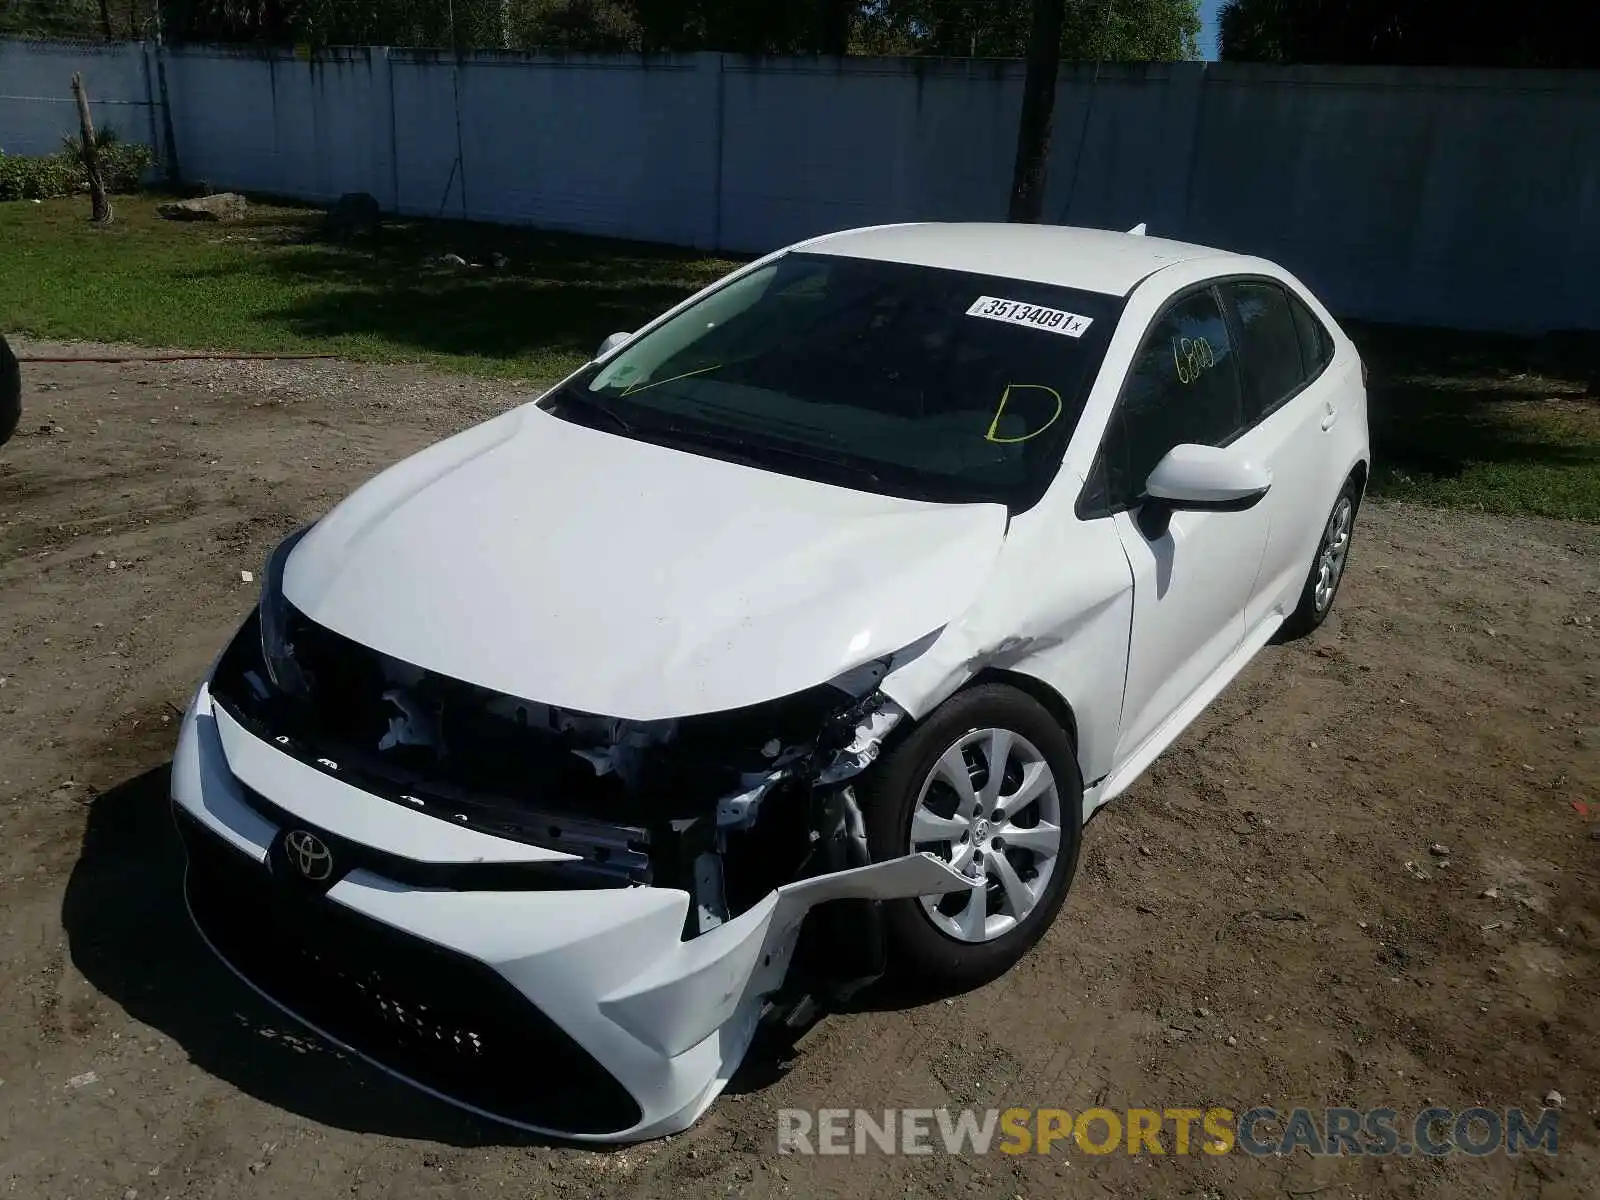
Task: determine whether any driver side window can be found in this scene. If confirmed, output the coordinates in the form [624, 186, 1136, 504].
[1102, 287, 1245, 507]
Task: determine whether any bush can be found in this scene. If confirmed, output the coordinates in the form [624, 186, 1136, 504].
[96, 141, 156, 192]
[0, 133, 155, 201]
[0, 149, 79, 200]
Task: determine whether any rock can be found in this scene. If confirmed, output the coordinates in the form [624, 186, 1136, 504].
[322, 191, 381, 239]
[1481, 887, 1500, 899]
[156, 192, 249, 222]
[1544, 1089, 1563, 1108]
[1195, 1006, 1210, 1018]
[1225, 1035, 1237, 1046]
[248, 1161, 266, 1175]
[65, 1070, 98, 1089]
[1428, 842, 1450, 857]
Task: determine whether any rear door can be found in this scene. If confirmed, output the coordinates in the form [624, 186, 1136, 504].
[1217, 279, 1341, 631]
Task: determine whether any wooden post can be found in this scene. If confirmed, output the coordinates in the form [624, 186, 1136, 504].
[71, 72, 114, 225]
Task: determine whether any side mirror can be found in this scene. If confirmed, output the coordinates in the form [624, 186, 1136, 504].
[596, 331, 632, 360]
[1138, 443, 1271, 538]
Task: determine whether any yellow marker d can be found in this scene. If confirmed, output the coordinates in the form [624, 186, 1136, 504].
[984, 383, 1063, 444]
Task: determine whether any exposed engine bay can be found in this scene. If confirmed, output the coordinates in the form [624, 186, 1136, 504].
[209, 589, 940, 1004]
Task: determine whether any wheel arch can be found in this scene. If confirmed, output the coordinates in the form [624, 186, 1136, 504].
[960, 668, 1079, 758]
[1348, 457, 1369, 503]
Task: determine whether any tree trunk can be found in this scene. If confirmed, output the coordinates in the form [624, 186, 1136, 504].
[1008, 0, 1066, 223]
[97, 0, 113, 39]
[71, 73, 114, 225]
[819, 0, 851, 55]
[153, 4, 182, 186]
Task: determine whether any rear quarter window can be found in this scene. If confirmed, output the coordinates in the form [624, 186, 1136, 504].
[1288, 292, 1334, 377]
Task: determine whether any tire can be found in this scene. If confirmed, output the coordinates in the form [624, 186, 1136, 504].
[0, 334, 20, 448]
[856, 683, 1083, 993]
[1278, 475, 1361, 641]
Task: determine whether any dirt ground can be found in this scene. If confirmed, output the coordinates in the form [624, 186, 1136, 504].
[1, 343, 1596, 1200]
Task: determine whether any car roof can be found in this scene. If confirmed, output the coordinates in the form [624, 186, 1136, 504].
[803, 221, 1232, 298]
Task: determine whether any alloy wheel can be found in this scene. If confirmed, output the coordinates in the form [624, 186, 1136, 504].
[1313, 496, 1354, 613]
[907, 727, 1063, 943]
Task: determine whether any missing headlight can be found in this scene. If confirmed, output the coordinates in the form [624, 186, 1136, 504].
[258, 525, 313, 698]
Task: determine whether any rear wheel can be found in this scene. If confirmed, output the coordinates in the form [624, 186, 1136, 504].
[1279, 477, 1360, 640]
[856, 684, 1082, 993]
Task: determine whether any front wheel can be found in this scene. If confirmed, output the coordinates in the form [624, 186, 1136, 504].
[856, 684, 1083, 993]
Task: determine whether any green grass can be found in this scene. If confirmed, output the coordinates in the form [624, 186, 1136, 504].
[0, 193, 739, 380]
[2, 194, 1595, 519]
[1349, 321, 1600, 522]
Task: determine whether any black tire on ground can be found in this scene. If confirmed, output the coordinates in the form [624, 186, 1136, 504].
[1277, 474, 1363, 641]
[856, 683, 1083, 994]
[0, 334, 20, 447]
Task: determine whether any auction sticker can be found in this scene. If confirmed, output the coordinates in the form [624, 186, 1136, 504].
[966, 295, 1094, 338]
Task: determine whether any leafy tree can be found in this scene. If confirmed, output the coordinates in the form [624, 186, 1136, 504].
[4, 0, 1201, 57]
[1218, 0, 1599, 68]
[861, 0, 1200, 61]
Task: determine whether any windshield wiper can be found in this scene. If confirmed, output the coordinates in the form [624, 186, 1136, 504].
[644, 418, 887, 488]
[547, 388, 635, 436]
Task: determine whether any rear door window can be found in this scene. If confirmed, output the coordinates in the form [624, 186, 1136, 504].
[1222, 280, 1307, 419]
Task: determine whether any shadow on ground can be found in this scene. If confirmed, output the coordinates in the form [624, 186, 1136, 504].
[1346, 320, 1600, 519]
[184, 208, 740, 369]
[60, 764, 549, 1146]
[61, 762, 803, 1143]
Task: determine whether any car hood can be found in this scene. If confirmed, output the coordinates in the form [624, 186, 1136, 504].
[283, 404, 1008, 720]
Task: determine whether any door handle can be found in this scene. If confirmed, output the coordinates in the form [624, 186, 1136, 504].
[1320, 404, 1338, 431]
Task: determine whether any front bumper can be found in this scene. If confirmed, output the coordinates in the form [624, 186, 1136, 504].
[171, 679, 968, 1142]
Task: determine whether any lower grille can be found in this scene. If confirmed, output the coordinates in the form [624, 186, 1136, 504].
[175, 806, 642, 1135]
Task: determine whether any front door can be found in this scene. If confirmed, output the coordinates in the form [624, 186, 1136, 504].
[1099, 285, 1270, 761]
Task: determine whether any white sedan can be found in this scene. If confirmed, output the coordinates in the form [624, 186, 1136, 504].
[171, 222, 1369, 1142]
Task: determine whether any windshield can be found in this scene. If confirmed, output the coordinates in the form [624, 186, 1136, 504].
[539, 251, 1124, 509]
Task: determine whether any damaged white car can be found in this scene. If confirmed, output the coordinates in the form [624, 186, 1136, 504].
[171, 222, 1370, 1141]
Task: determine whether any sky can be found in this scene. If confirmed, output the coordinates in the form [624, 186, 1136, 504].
[1200, 0, 1223, 59]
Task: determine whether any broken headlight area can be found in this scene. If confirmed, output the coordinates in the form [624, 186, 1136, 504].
[217, 584, 927, 971]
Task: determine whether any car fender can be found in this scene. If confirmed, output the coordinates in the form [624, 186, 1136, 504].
[879, 491, 1135, 809]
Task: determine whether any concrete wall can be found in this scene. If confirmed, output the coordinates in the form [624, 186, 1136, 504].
[1185, 63, 1600, 333]
[0, 39, 164, 161]
[4, 39, 1598, 333]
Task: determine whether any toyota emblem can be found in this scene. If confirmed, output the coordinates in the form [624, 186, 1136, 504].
[284, 829, 334, 882]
